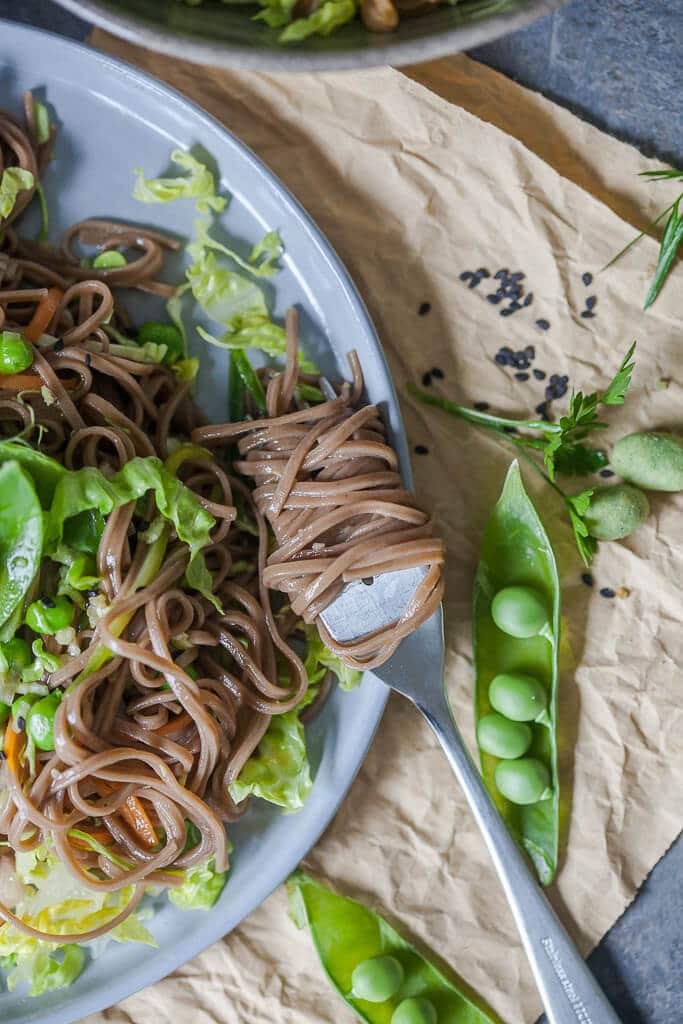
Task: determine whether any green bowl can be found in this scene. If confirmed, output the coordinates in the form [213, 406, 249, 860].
[53, 0, 567, 71]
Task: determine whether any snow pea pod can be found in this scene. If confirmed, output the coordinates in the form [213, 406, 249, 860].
[473, 461, 560, 886]
[288, 871, 500, 1024]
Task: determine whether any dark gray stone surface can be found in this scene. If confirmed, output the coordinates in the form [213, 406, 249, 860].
[0, 1, 680, 1021]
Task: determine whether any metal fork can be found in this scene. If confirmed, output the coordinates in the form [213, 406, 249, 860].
[320, 567, 622, 1024]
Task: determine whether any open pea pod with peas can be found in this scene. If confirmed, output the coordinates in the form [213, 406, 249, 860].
[288, 871, 501, 1024]
[473, 461, 560, 886]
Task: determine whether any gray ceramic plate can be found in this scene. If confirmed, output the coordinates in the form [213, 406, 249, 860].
[53, 0, 567, 72]
[0, 20, 424, 1024]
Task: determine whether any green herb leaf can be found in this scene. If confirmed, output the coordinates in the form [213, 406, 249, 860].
[553, 444, 608, 476]
[643, 199, 683, 309]
[565, 489, 597, 567]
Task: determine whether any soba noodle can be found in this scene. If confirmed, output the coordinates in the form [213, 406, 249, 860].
[0, 95, 443, 949]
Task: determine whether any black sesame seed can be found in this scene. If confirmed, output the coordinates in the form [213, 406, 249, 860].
[509, 272, 525, 282]
[581, 573, 594, 587]
[504, 285, 522, 299]
[600, 587, 616, 599]
[487, 294, 502, 304]
[476, 268, 490, 278]
[53, 339, 65, 353]
[474, 401, 490, 411]
[500, 308, 513, 317]
[414, 444, 429, 455]
[418, 301, 431, 316]
[508, 301, 522, 312]
[431, 367, 444, 379]
[500, 347, 514, 356]
[495, 287, 507, 298]
[524, 345, 535, 359]
[512, 354, 530, 369]
[535, 319, 550, 331]
[459, 271, 473, 281]
[468, 277, 481, 289]
[549, 374, 560, 384]
[495, 353, 509, 365]
[514, 372, 530, 381]
[523, 293, 534, 307]
[580, 310, 595, 319]
[535, 401, 550, 417]
[85, 353, 93, 366]
[421, 372, 432, 387]
[503, 426, 518, 434]
[586, 295, 597, 310]
[17, 716, 26, 731]
[533, 368, 546, 380]
[361, 577, 375, 586]
[599, 469, 615, 478]
[41, 596, 56, 608]
[582, 272, 593, 286]
[494, 268, 508, 280]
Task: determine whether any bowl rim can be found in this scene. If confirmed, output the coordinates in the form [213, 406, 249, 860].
[52, 0, 567, 72]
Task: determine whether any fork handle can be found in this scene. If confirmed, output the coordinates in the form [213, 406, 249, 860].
[414, 688, 622, 1024]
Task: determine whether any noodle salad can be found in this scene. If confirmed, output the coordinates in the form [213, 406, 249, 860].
[0, 94, 442, 996]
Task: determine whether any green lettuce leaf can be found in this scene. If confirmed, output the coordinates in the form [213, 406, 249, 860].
[229, 710, 312, 811]
[133, 149, 226, 214]
[279, 0, 356, 40]
[0, 462, 44, 636]
[0, 167, 35, 220]
[188, 218, 282, 279]
[188, 251, 269, 325]
[303, 623, 362, 691]
[44, 457, 217, 607]
[168, 859, 227, 911]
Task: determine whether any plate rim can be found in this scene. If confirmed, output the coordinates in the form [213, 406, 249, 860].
[0, 20, 409, 1023]
[49, 0, 568, 73]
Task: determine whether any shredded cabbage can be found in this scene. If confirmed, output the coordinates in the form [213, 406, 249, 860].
[0, 167, 35, 220]
[133, 149, 226, 214]
[279, 0, 356, 40]
[168, 860, 227, 911]
[0, 846, 155, 996]
[230, 710, 312, 811]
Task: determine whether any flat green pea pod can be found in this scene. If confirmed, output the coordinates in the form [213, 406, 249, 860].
[288, 871, 500, 1024]
[0, 331, 33, 374]
[584, 483, 649, 540]
[611, 431, 683, 492]
[473, 461, 560, 885]
[25, 594, 74, 635]
[26, 691, 62, 750]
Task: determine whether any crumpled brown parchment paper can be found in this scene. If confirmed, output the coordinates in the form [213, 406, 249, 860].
[85, 36, 683, 1024]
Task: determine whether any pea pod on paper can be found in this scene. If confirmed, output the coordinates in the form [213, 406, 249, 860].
[287, 871, 500, 1024]
[473, 461, 560, 886]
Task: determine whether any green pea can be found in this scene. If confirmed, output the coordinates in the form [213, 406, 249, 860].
[351, 955, 404, 1002]
[489, 673, 548, 723]
[611, 431, 683, 492]
[93, 250, 127, 269]
[11, 693, 40, 727]
[26, 692, 61, 750]
[477, 713, 532, 759]
[491, 586, 549, 639]
[25, 595, 74, 635]
[391, 997, 438, 1024]
[584, 484, 649, 541]
[0, 331, 33, 374]
[494, 757, 552, 805]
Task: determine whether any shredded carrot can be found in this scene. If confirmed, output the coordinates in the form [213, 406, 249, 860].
[23, 286, 63, 343]
[0, 373, 76, 393]
[70, 827, 113, 851]
[120, 794, 158, 848]
[93, 779, 158, 848]
[4, 722, 26, 776]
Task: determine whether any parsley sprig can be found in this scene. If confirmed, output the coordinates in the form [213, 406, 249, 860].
[605, 169, 683, 309]
[407, 343, 636, 565]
